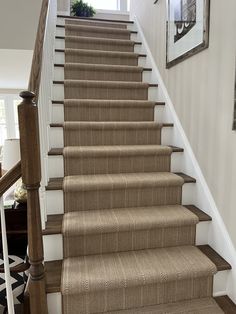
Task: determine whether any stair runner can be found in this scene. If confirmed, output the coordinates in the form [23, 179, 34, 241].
[58, 18, 224, 314]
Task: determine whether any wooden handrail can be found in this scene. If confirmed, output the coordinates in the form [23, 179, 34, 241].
[0, 259, 30, 274]
[0, 161, 21, 197]
[28, 0, 49, 99]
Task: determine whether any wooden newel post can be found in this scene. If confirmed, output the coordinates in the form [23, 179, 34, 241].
[18, 91, 48, 314]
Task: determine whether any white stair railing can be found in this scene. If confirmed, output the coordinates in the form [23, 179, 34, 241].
[0, 196, 15, 314]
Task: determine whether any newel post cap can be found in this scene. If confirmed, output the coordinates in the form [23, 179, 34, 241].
[19, 91, 36, 101]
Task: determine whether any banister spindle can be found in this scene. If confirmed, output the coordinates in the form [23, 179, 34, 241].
[18, 91, 48, 314]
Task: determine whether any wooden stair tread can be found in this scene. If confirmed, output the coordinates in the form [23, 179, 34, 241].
[45, 260, 62, 293]
[174, 172, 196, 183]
[57, 15, 134, 24]
[198, 245, 232, 271]
[45, 245, 231, 293]
[215, 295, 236, 313]
[46, 172, 194, 190]
[53, 80, 157, 87]
[54, 49, 147, 58]
[55, 36, 142, 45]
[43, 205, 211, 236]
[46, 177, 63, 190]
[184, 205, 212, 222]
[50, 122, 173, 127]
[54, 63, 151, 71]
[48, 145, 182, 156]
[56, 24, 138, 34]
[51, 100, 164, 105]
[43, 214, 63, 235]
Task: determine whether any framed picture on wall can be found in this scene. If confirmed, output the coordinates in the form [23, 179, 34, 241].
[166, 0, 210, 68]
[233, 59, 236, 130]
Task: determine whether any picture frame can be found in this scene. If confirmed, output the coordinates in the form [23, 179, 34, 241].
[233, 59, 236, 130]
[166, 0, 210, 68]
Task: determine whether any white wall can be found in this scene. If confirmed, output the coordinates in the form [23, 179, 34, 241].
[0, 50, 33, 90]
[0, 0, 42, 50]
[0, 0, 43, 90]
[57, 0, 70, 15]
[130, 0, 236, 248]
[94, 10, 130, 21]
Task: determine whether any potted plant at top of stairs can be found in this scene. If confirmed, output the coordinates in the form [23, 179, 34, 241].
[71, 0, 96, 17]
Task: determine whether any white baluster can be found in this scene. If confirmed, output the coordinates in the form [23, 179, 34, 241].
[0, 196, 15, 314]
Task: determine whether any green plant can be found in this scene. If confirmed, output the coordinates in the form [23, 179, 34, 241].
[71, 0, 96, 17]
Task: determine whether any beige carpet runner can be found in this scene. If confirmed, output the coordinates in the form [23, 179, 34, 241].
[60, 18, 223, 314]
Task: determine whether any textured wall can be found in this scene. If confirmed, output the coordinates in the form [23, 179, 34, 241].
[130, 0, 236, 247]
[57, 0, 70, 14]
[0, 0, 42, 50]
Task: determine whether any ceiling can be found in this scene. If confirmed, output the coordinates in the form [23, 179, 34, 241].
[0, 0, 42, 50]
[0, 49, 33, 89]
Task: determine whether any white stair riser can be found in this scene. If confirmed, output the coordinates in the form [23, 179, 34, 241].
[47, 293, 62, 314]
[55, 38, 144, 54]
[54, 51, 149, 68]
[54, 51, 65, 64]
[56, 17, 136, 31]
[44, 234, 63, 261]
[46, 190, 64, 215]
[46, 270, 229, 314]
[49, 126, 172, 149]
[43, 221, 209, 262]
[53, 66, 152, 83]
[52, 83, 159, 101]
[51, 103, 64, 124]
[47, 151, 182, 178]
[56, 27, 138, 41]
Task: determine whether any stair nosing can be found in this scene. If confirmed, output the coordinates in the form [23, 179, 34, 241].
[53, 80, 157, 87]
[215, 295, 236, 313]
[43, 204, 211, 236]
[48, 145, 182, 156]
[51, 100, 163, 105]
[56, 24, 138, 34]
[55, 35, 141, 45]
[46, 171, 194, 191]
[54, 63, 151, 72]
[54, 48, 147, 58]
[45, 244, 231, 293]
[49, 122, 173, 128]
[57, 15, 135, 25]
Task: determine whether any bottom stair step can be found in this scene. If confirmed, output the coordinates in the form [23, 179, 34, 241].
[103, 297, 224, 313]
[61, 246, 216, 313]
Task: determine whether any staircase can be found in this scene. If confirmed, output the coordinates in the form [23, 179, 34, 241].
[43, 16, 233, 314]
